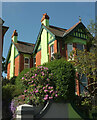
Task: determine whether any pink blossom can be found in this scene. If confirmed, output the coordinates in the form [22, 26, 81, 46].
[43, 87, 45, 90]
[22, 77, 24, 79]
[49, 90, 53, 93]
[45, 95, 48, 97]
[24, 90, 27, 93]
[32, 80, 33, 83]
[50, 87, 53, 89]
[55, 94, 58, 97]
[35, 90, 38, 93]
[35, 74, 37, 76]
[44, 90, 48, 92]
[47, 78, 49, 81]
[32, 76, 35, 78]
[49, 97, 53, 99]
[44, 97, 48, 100]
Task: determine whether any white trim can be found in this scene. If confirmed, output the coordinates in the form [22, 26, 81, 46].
[24, 57, 30, 69]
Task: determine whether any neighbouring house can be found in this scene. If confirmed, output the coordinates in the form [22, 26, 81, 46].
[0, 18, 9, 54]
[6, 30, 35, 79]
[33, 13, 92, 95]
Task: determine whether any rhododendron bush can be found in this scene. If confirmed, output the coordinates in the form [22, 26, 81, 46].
[11, 66, 58, 117]
[21, 66, 58, 105]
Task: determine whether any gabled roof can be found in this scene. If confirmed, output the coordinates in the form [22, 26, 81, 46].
[5, 40, 35, 67]
[44, 25, 67, 37]
[33, 21, 92, 54]
[13, 41, 35, 54]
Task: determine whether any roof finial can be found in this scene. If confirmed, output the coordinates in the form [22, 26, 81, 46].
[79, 16, 81, 22]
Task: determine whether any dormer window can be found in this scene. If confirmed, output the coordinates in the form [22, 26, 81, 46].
[24, 57, 30, 69]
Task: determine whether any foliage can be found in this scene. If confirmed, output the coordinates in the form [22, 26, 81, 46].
[15, 68, 31, 96]
[17, 66, 58, 106]
[44, 58, 76, 101]
[53, 52, 62, 59]
[2, 56, 6, 73]
[2, 84, 15, 101]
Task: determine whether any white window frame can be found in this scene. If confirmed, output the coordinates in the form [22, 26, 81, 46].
[50, 44, 54, 60]
[24, 57, 30, 69]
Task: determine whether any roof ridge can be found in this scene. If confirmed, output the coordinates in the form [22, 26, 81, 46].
[17, 40, 35, 46]
[49, 25, 67, 31]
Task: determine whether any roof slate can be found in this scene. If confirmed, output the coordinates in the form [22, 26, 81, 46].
[13, 41, 35, 54]
[44, 25, 67, 37]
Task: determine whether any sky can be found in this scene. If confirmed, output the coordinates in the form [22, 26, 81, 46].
[1, 1, 95, 76]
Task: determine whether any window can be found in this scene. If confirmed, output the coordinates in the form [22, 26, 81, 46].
[79, 74, 88, 94]
[67, 43, 73, 59]
[24, 57, 30, 68]
[33, 56, 36, 67]
[50, 45, 54, 60]
[77, 44, 84, 50]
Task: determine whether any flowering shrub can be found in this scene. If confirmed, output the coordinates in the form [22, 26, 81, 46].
[21, 66, 58, 106]
[11, 66, 58, 116]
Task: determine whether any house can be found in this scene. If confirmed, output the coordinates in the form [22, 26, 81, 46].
[6, 13, 92, 95]
[6, 30, 35, 79]
[33, 13, 91, 95]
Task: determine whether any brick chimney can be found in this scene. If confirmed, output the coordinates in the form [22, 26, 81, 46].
[12, 30, 18, 43]
[41, 13, 49, 26]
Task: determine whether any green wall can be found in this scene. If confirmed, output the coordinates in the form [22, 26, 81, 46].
[9, 36, 19, 78]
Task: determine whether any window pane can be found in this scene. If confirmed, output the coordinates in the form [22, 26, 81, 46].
[67, 44, 73, 57]
[77, 44, 84, 50]
[25, 58, 29, 64]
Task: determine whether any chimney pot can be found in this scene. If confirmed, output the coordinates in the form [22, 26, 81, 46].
[11, 30, 18, 38]
[41, 13, 49, 22]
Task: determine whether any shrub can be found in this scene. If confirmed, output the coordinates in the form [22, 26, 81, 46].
[44, 58, 76, 101]
[2, 84, 16, 119]
[2, 84, 15, 101]
[15, 68, 32, 96]
[19, 66, 58, 106]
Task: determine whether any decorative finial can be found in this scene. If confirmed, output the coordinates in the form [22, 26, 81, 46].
[79, 16, 81, 22]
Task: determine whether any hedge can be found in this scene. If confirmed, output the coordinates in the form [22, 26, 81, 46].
[43, 58, 76, 101]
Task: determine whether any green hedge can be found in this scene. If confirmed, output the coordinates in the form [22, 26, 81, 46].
[2, 84, 15, 101]
[44, 58, 76, 101]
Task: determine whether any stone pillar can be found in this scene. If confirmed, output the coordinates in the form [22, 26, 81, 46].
[16, 104, 34, 120]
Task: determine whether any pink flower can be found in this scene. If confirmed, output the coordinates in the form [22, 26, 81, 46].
[32, 80, 33, 83]
[22, 77, 24, 79]
[44, 90, 48, 92]
[50, 87, 53, 89]
[49, 97, 53, 99]
[44, 97, 48, 100]
[35, 90, 38, 93]
[32, 76, 34, 78]
[35, 74, 37, 76]
[49, 90, 53, 93]
[55, 94, 58, 97]
[47, 78, 49, 81]
[45, 94, 48, 97]
[24, 90, 27, 92]
[43, 87, 45, 90]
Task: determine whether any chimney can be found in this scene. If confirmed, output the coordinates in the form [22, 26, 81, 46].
[11, 30, 18, 43]
[41, 13, 49, 26]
